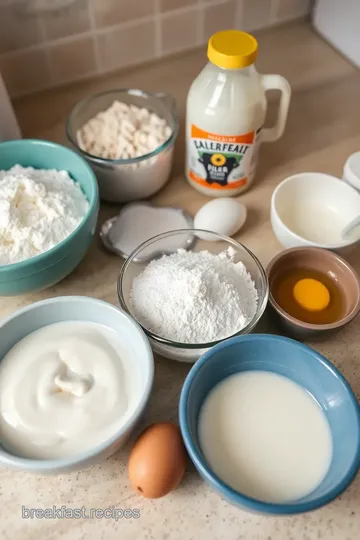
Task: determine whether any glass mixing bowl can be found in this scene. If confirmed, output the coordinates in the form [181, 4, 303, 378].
[118, 230, 269, 363]
[66, 88, 178, 203]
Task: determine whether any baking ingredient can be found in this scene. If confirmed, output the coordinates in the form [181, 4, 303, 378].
[194, 198, 247, 240]
[128, 423, 187, 498]
[103, 203, 193, 258]
[293, 278, 330, 312]
[77, 100, 172, 161]
[186, 30, 291, 197]
[129, 247, 258, 343]
[272, 267, 344, 324]
[0, 165, 89, 265]
[0, 321, 142, 459]
[199, 371, 333, 503]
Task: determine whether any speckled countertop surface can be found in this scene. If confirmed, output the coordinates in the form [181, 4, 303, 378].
[1, 20, 360, 540]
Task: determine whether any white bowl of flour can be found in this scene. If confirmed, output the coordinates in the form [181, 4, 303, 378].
[118, 229, 269, 362]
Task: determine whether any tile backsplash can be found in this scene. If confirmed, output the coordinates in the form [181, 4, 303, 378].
[0, 0, 311, 98]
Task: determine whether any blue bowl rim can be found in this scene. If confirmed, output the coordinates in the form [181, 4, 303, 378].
[179, 333, 360, 515]
[0, 296, 154, 471]
[0, 139, 99, 275]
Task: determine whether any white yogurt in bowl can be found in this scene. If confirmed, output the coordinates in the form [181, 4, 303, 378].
[0, 297, 154, 473]
[0, 321, 141, 460]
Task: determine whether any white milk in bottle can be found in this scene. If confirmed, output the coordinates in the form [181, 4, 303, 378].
[185, 30, 291, 197]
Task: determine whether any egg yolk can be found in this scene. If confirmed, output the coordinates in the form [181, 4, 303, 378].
[293, 278, 330, 312]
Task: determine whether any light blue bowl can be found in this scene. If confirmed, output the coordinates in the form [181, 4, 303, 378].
[179, 334, 360, 515]
[0, 296, 154, 473]
[0, 139, 99, 295]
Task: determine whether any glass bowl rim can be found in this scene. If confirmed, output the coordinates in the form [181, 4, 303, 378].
[117, 228, 269, 349]
[66, 88, 179, 166]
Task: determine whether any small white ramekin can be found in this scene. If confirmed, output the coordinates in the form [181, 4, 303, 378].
[271, 172, 360, 252]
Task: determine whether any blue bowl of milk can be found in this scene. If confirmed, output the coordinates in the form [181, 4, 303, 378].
[179, 334, 360, 515]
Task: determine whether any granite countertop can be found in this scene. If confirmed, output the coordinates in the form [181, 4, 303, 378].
[1, 20, 360, 540]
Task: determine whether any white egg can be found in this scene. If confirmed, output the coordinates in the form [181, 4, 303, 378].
[194, 198, 247, 241]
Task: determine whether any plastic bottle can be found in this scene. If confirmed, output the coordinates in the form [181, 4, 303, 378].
[185, 30, 291, 197]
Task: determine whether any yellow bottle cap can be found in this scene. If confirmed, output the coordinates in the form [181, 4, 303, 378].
[207, 30, 258, 69]
[293, 278, 330, 312]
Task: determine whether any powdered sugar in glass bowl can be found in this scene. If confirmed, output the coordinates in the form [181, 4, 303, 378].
[118, 230, 269, 363]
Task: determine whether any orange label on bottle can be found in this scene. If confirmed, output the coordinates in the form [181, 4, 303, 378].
[187, 124, 261, 190]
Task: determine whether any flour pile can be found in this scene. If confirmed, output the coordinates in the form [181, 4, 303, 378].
[0, 166, 89, 265]
[130, 247, 258, 343]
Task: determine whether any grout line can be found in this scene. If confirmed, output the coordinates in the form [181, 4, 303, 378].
[0, 13, 157, 61]
[10, 16, 305, 101]
[37, 9, 47, 42]
[0, 1, 244, 63]
[0, 30, 93, 60]
[159, 3, 201, 20]
[88, 0, 101, 73]
[236, 0, 245, 29]
[155, 2, 206, 46]
[12, 36, 201, 99]
[1, 0, 310, 62]
[11, 68, 100, 100]
[154, 0, 161, 58]
[203, 0, 235, 7]
[36, 9, 55, 85]
[46, 47, 56, 86]
[274, 11, 311, 25]
[197, 2, 205, 46]
[270, 0, 280, 23]
[87, 12, 155, 34]
[0, 5, 204, 63]
[6, 8, 309, 99]
[159, 4, 205, 50]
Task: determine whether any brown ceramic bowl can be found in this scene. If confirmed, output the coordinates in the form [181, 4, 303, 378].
[266, 247, 360, 339]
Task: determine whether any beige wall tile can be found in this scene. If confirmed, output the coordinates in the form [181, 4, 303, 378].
[0, 0, 309, 96]
[243, 0, 272, 31]
[276, 0, 311, 21]
[48, 36, 97, 85]
[160, 9, 199, 55]
[42, 0, 91, 41]
[0, 49, 51, 96]
[160, 0, 195, 12]
[0, 5, 43, 53]
[97, 20, 156, 72]
[92, 0, 155, 28]
[203, 0, 238, 40]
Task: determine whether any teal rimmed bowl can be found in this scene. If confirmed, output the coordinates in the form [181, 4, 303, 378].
[0, 139, 99, 295]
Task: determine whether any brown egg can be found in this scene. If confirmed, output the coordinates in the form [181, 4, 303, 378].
[128, 422, 187, 498]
